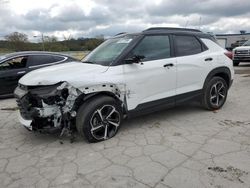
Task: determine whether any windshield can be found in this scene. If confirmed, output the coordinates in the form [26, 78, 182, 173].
[243, 40, 250, 46]
[82, 36, 134, 66]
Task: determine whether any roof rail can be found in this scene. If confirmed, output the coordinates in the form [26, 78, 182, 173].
[115, 32, 127, 36]
[143, 27, 201, 33]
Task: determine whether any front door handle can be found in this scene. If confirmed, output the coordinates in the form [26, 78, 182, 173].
[17, 71, 26, 75]
[205, 57, 213, 61]
[163, 63, 174, 68]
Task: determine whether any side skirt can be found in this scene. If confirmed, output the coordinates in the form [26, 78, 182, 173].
[127, 90, 202, 118]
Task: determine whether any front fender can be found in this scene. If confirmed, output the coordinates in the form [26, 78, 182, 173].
[71, 83, 128, 112]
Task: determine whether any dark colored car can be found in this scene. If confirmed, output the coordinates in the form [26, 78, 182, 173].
[0, 51, 77, 97]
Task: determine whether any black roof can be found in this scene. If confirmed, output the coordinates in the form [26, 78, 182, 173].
[144, 27, 201, 33]
[142, 27, 207, 36]
[0, 51, 75, 59]
[114, 27, 211, 39]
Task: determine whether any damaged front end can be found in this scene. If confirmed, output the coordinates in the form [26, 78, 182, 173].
[14, 82, 81, 134]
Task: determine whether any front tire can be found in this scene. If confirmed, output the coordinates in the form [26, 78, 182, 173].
[202, 77, 228, 110]
[233, 60, 240, 66]
[76, 96, 122, 143]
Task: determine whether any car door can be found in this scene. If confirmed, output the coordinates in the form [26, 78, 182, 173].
[174, 35, 211, 96]
[0, 56, 28, 95]
[122, 35, 177, 110]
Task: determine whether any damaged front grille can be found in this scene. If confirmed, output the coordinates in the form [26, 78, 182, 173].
[16, 94, 40, 120]
[15, 82, 78, 133]
[14, 81, 95, 141]
[16, 98, 31, 120]
[15, 83, 63, 120]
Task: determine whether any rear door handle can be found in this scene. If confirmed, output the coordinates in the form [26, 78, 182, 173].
[205, 57, 213, 61]
[17, 71, 26, 75]
[163, 63, 174, 68]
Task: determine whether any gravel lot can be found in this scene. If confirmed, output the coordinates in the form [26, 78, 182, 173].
[0, 66, 250, 188]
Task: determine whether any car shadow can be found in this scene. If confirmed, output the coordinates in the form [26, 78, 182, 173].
[121, 102, 204, 131]
[18, 102, 205, 144]
[0, 95, 14, 100]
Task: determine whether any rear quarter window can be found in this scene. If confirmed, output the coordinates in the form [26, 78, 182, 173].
[53, 55, 66, 62]
[200, 38, 224, 52]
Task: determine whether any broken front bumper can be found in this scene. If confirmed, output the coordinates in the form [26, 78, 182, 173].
[14, 82, 80, 132]
[18, 111, 32, 130]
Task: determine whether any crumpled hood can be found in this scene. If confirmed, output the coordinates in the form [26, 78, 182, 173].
[19, 61, 108, 87]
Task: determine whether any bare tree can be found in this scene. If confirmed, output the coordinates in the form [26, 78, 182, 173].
[44, 35, 58, 43]
[63, 34, 72, 41]
[43, 35, 68, 51]
[5, 32, 28, 51]
[63, 34, 72, 50]
[5, 32, 28, 42]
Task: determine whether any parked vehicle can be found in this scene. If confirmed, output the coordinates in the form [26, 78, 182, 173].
[233, 40, 250, 66]
[231, 40, 248, 50]
[232, 40, 250, 66]
[0, 51, 76, 97]
[14, 28, 234, 142]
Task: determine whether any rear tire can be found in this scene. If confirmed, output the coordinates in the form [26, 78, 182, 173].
[202, 77, 228, 110]
[233, 60, 240, 66]
[76, 96, 122, 143]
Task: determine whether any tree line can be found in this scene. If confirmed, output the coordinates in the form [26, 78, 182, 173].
[0, 32, 105, 52]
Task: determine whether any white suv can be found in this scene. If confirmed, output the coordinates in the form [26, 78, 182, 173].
[15, 27, 234, 142]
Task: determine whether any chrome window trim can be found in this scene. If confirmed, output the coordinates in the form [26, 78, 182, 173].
[0, 54, 68, 67]
[28, 55, 68, 69]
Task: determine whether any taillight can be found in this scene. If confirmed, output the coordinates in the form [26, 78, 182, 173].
[224, 51, 233, 60]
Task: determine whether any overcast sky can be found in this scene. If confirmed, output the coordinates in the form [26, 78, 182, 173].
[0, 0, 250, 41]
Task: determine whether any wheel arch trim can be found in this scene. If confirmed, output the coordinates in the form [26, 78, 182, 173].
[203, 66, 232, 89]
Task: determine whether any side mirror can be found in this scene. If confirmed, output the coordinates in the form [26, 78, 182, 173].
[124, 57, 135, 64]
[125, 55, 145, 64]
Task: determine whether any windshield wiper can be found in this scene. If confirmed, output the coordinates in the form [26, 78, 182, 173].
[82, 61, 95, 64]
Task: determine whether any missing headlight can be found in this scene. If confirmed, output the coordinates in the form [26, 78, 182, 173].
[61, 88, 69, 99]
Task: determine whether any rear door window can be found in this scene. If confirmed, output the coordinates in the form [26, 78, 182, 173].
[175, 35, 202, 56]
[28, 55, 55, 67]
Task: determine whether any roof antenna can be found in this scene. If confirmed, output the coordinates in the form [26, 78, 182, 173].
[198, 16, 202, 30]
[185, 20, 189, 28]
